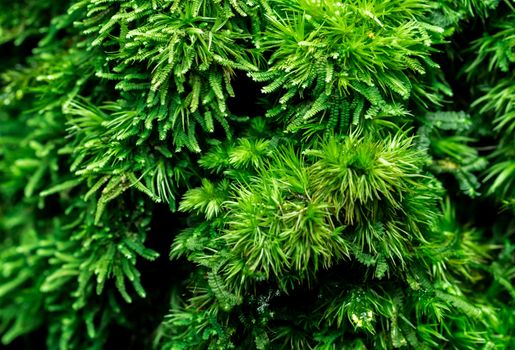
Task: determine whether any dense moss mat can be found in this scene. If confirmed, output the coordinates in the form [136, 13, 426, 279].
[0, 1, 513, 349]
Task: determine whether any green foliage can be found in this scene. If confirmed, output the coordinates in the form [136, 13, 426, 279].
[250, 0, 447, 133]
[0, 0, 70, 45]
[68, 0, 262, 152]
[165, 132, 507, 348]
[0, 199, 157, 349]
[0, 0, 514, 349]
[418, 111, 488, 197]
[464, 10, 515, 205]
[63, 99, 195, 212]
